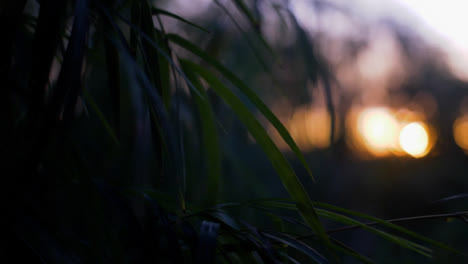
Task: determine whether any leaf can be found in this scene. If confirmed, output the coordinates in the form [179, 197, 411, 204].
[152, 7, 210, 33]
[314, 202, 463, 255]
[100, 11, 185, 210]
[181, 61, 221, 206]
[243, 201, 373, 263]
[433, 193, 468, 204]
[28, 0, 67, 118]
[214, 0, 272, 71]
[49, 0, 90, 122]
[244, 199, 459, 259]
[288, 11, 336, 145]
[140, 0, 171, 110]
[278, 252, 301, 264]
[167, 33, 314, 181]
[179, 59, 331, 251]
[247, 199, 459, 256]
[254, 200, 458, 257]
[316, 208, 433, 257]
[232, 0, 258, 26]
[263, 232, 328, 264]
[240, 220, 281, 262]
[230, 0, 275, 56]
[129, 0, 140, 56]
[113, 12, 204, 99]
[254, 201, 432, 257]
[82, 91, 119, 146]
[103, 35, 121, 138]
[329, 238, 374, 264]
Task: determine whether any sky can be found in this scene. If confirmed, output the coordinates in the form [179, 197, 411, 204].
[337, 0, 468, 81]
[165, 0, 468, 81]
[393, 0, 468, 80]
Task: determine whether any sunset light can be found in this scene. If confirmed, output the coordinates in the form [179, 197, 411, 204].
[453, 116, 468, 152]
[357, 108, 400, 155]
[399, 122, 429, 158]
[350, 107, 432, 158]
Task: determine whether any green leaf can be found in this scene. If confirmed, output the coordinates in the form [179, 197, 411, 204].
[167, 33, 314, 181]
[101, 14, 185, 210]
[232, 0, 259, 28]
[152, 7, 210, 33]
[179, 59, 331, 251]
[252, 200, 433, 257]
[180, 61, 222, 206]
[103, 35, 121, 138]
[214, 0, 273, 71]
[83, 91, 119, 146]
[209, 199, 374, 263]
[263, 232, 327, 264]
[48, 0, 89, 121]
[330, 238, 374, 264]
[230, 0, 275, 56]
[247, 199, 461, 259]
[114, 13, 204, 100]
[314, 202, 463, 255]
[316, 209, 433, 257]
[140, 0, 172, 110]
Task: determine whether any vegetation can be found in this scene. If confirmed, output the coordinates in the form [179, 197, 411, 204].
[0, 0, 466, 263]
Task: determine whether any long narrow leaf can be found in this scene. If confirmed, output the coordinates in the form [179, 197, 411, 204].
[242, 199, 461, 258]
[316, 209, 433, 257]
[179, 59, 331, 251]
[114, 13, 204, 99]
[257, 199, 459, 255]
[167, 33, 314, 181]
[152, 7, 210, 33]
[104, 35, 121, 138]
[330, 238, 374, 264]
[263, 232, 328, 264]
[251, 200, 441, 257]
[314, 202, 463, 255]
[230, 0, 275, 56]
[181, 61, 221, 205]
[83, 91, 119, 146]
[214, 0, 271, 71]
[100, 11, 185, 209]
[208, 199, 374, 263]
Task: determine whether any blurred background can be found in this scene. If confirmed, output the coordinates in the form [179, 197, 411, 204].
[154, 0, 468, 261]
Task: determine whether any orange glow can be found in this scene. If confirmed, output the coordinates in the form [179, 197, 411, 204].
[269, 107, 335, 152]
[453, 116, 468, 152]
[357, 108, 400, 155]
[304, 108, 333, 149]
[399, 122, 429, 158]
[348, 107, 434, 158]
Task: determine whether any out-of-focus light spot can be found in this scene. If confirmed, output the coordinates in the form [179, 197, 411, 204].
[269, 107, 337, 152]
[357, 108, 400, 155]
[453, 116, 468, 152]
[399, 122, 429, 158]
[304, 108, 333, 149]
[348, 106, 434, 158]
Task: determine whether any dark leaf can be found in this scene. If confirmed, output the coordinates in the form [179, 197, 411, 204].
[152, 7, 210, 33]
[179, 59, 331, 251]
[167, 33, 314, 181]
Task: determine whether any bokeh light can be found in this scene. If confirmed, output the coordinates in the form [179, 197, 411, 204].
[347, 107, 434, 158]
[453, 115, 468, 152]
[357, 107, 400, 155]
[270, 106, 336, 152]
[399, 122, 430, 158]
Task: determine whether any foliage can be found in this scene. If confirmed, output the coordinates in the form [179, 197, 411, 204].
[0, 0, 464, 263]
